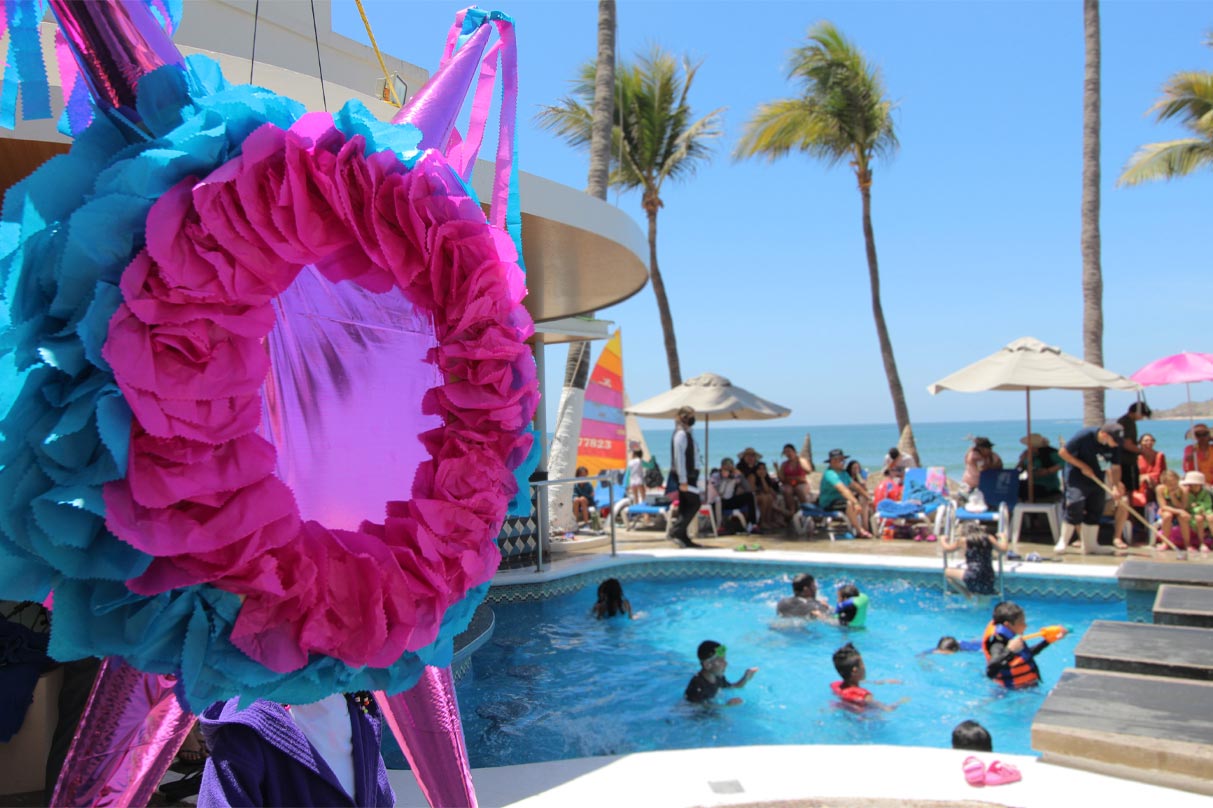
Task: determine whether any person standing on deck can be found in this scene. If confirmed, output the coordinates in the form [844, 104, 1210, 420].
[669, 406, 703, 548]
[1055, 422, 1124, 556]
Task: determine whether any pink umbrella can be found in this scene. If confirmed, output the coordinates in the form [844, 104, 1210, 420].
[1130, 352, 1213, 426]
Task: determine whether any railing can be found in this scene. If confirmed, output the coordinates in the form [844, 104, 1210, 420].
[524, 475, 618, 573]
[940, 501, 1008, 601]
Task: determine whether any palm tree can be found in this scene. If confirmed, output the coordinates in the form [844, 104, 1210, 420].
[734, 22, 917, 459]
[546, 0, 616, 530]
[537, 46, 724, 389]
[1119, 34, 1213, 186]
[1081, 0, 1104, 426]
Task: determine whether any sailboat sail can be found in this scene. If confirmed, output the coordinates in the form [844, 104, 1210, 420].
[576, 330, 627, 477]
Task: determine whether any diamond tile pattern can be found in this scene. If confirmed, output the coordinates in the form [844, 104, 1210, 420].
[487, 560, 1122, 604]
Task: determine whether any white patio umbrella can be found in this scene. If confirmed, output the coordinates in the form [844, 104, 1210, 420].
[625, 372, 791, 485]
[927, 337, 1141, 500]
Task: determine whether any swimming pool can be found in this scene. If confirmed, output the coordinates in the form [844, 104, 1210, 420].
[454, 567, 1125, 767]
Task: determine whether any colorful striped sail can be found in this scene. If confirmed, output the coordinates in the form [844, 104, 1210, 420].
[576, 330, 627, 477]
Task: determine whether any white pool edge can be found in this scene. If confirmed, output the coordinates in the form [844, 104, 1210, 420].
[386, 743, 1208, 807]
[492, 548, 1120, 586]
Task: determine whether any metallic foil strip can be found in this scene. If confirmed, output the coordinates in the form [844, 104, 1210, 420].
[51, 657, 195, 807]
[376, 666, 477, 808]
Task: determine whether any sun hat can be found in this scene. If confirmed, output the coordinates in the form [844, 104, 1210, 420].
[827, 448, 845, 461]
[974, 437, 994, 449]
[1099, 421, 1124, 442]
[738, 447, 762, 460]
[1188, 423, 1210, 439]
[1020, 433, 1050, 448]
[1182, 471, 1207, 487]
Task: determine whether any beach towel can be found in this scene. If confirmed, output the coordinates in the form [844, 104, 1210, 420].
[877, 473, 949, 518]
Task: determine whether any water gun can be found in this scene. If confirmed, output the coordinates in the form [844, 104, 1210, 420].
[1022, 625, 1068, 643]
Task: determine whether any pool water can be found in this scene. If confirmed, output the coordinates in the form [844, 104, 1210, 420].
[454, 574, 1125, 767]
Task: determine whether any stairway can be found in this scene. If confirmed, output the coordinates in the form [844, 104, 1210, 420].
[1030, 561, 1213, 795]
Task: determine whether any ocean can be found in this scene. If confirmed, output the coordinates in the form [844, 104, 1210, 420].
[600, 417, 1199, 481]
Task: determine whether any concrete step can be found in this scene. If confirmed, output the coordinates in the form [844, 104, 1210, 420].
[1075, 620, 1213, 681]
[1116, 559, 1213, 621]
[1155, 584, 1213, 629]
[1118, 558, 1213, 591]
[1033, 668, 1213, 795]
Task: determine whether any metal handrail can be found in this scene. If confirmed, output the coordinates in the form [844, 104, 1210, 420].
[941, 501, 1007, 601]
[522, 475, 618, 572]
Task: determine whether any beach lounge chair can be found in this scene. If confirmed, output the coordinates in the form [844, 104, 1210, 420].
[794, 502, 851, 540]
[947, 469, 1018, 536]
[875, 467, 950, 538]
[617, 466, 668, 530]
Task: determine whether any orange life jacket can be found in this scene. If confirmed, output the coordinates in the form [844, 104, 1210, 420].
[982, 620, 1040, 689]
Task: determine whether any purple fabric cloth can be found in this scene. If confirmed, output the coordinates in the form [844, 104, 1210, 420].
[198, 695, 394, 807]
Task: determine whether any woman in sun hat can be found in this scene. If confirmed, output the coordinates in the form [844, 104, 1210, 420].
[1183, 424, 1213, 481]
[1015, 434, 1063, 501]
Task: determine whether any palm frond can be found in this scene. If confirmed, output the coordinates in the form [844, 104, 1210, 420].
[736, 20, 897, 171]
[734, 99, 848, 164]
[1149, 71, 1213, 131]
[1118, 138, 1213, 186]
[534, 96, 595, 150]
[539, 43, 719, 199]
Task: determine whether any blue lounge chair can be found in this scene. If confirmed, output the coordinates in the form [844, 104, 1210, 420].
[618, 467, 670, 530]
[948, 469, 1018, 535]
[795, 502, 851, 540]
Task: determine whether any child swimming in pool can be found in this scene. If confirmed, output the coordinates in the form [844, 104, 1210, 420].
[834, 583, 869, 627]
[684, 640, 758, 706]
[830, 642, 907, 712]
[952, 720, 993, 751]
[931, 636, 982, 654]
[983, 600, 1067, 689]
[592, 578, 633, 619]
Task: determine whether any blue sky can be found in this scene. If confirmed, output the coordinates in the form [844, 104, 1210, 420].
[334, 0, 1212, 428]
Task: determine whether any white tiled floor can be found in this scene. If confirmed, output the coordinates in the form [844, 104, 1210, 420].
[387, 744, 1210, 807]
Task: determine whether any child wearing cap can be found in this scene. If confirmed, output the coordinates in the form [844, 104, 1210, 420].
[1182, 471, 1212, 553]
[830, 642, 906, 712]
[684, 641, 758, 705]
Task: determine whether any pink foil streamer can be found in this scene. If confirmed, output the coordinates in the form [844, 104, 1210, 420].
[391, 22, 492, 152]
[376, 667, 477, 808]
[47, 0, 184, 128]
[51, 657, 195, 807]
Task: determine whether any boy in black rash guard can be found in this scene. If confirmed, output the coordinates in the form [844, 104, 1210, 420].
[684, 640, 758, 705]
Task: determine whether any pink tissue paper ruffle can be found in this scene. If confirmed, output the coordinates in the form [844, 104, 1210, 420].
[101, 116, 536, 674]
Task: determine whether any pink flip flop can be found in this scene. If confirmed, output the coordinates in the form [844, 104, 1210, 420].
[962, 755, 985, 786]
[984, 760, 1022, 786]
